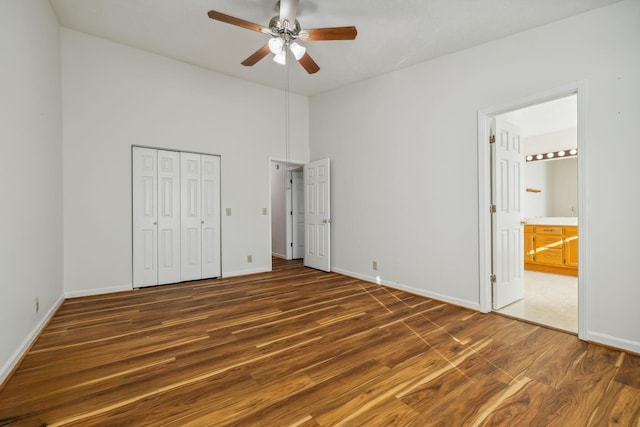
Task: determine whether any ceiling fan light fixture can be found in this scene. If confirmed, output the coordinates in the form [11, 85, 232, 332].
[268, 37, 285, 54]
[207, 2, 357, 74]
[289, 42, 306, 60]
[273, 50, 287, 65]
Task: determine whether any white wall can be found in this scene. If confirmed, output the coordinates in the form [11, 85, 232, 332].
[310, 1, 640, 352]
[62, 29, 309, 295]
[524, 158, 577, 218]
[523, 161, 553, 217]
[552, 158, 578, 216]
[0, 1, 64, 383]
[525, 128, 577, 155]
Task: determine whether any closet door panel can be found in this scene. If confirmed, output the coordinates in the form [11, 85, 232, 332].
[157, 150, 181, 285]
[133, 147, 158, 287]
[201, 155, 221, 278]
[181, 152, 202, 281]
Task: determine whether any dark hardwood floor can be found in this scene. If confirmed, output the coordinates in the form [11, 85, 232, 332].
[1, 258, 639, 426]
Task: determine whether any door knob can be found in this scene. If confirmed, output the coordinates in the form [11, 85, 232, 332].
[322, 219, 331, 224]
[520, 220, 527, 225]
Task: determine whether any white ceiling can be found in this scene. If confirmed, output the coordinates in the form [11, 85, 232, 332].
[500, 94, 578, 155]
[50, 0, 621, 96]
[500, 94, 577, 137]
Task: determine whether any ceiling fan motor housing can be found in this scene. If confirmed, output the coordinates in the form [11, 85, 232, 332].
[269, 16, 301, 41]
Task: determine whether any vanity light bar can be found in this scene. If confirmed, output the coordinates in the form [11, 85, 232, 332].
[526, 148, 577, 162]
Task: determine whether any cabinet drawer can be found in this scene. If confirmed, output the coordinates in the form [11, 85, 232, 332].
[536, 226, 563, 235]
[535, 248, 563, 265]
[564, 226, 578, 236]
[536, 235, 563, 248]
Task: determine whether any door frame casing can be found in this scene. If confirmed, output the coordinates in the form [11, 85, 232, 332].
[477, 81, 587, 340]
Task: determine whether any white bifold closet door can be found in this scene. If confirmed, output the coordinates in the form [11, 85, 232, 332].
[133, 148, 181, 287]
[200, 154, 221, 279]
[132, 147, 220, 288]
[180, 152, 221, 281]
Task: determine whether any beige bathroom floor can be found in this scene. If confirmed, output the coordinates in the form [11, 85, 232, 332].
[495, 271, 578, 333]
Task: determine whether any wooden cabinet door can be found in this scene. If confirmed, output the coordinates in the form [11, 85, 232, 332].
[564, 226, 579, 267]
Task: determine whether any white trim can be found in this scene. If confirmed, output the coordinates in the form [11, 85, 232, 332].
[0, 295, 65, 385]
[477, 81, 587, 340]
[477, 112, 492, 313]
[575, 81, 588, 341]
[222, 267, 271, 278]
[66, 284, 133, 298]
[332, 267, 480, 311]
[587, 332, 640, 355]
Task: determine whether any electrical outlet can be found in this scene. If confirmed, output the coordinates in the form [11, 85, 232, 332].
[372, 261, 378, 270]
[226, 208, 232, 216]
[35, 297, 39, 313]
[247, 255, 253, 263]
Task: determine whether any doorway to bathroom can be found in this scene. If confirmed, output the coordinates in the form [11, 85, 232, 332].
[478, 84, 585, 338]
[495, 94, 578, 333]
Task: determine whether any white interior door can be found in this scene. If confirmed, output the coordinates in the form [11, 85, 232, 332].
[201, 154, 221, 278]
[492, 118, 525, 309]
[157, 150, 181, 285]
[291, 170, 304, 259]
[132, 147, 158, 287]
[180, 152, 202, 281]
[304, 158, 331, 272]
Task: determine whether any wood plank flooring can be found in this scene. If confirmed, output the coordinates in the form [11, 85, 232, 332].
[1, 258, 639, 426]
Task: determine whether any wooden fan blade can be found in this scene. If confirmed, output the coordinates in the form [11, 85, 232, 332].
[279, 0, 298, 29]
[297, 52, 320, 74]
[241, 44, 271, 66]
[300, 26, 358, 41]
[207, 10, 269, 34]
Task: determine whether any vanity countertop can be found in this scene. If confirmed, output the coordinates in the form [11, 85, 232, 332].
[524, 217, 578, 226]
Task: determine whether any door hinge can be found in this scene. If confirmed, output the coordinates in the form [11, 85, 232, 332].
[290, 179, 293, 184]
[290, 211, 293, 215]
[490, 274, 496, 284]
[489, 135, 496, 144]
[290, 242, 293, 247]
[490, 204, 496, 213]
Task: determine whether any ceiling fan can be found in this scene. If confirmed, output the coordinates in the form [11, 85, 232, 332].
[207, 0, 357, 74]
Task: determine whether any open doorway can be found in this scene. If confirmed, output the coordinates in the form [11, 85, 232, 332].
[270, 160, 304, 260]
[494, 95, 578, 333]
[478, 82, 586, 340]
[270, 158, 332, 272]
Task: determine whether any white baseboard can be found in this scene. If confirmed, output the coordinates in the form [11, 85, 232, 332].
[587, 331, 640, 354]
[66, 284, 133, 298]
[271, 252, 287, 259]
[0, 295, 65, 386]
[222, 267, 271, 278]
[332, 269, 638, 354]
[331, 267, 480, 311]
